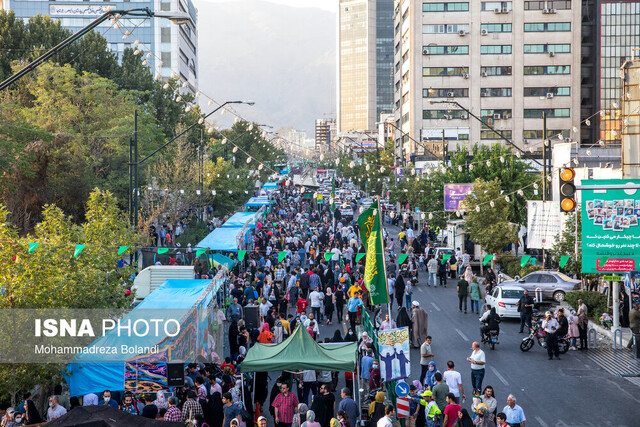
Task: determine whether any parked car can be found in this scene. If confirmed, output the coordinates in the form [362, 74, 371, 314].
[485, 285, 525, 318]
[501, 270, 580, 302]
[434, 247, 455, 260]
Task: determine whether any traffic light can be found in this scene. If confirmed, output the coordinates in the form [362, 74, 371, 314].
[559, 167, 576, 212]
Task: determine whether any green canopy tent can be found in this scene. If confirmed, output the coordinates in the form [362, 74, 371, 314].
[241, 324, 357, 372]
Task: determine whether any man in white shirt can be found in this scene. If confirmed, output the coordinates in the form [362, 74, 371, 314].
[541, 311, 560, 360]
[47, 396, 67, 421]
[304, 313, 320, 336]
[442, 360, 465, 403]
[467, 341, 486, 391]
[427, 256, 438, 287]
[377, 404, 395, 427]
[308, 288, 324, 320]
[259, 298, 273, 321]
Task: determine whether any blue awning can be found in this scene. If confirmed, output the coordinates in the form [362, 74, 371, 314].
[222, 212, 258, 229]
[245, 196, 270, 208]
[209, 253, 236, 269]
[263, 182, 278, 189]
[197, 226, 245, 252]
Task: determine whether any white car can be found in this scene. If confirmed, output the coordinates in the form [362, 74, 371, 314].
[485, 285, 525, 318]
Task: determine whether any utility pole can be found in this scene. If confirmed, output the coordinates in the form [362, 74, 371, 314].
[542, 112, 548, 202]
[442, 129, 446, 165]
[133, 110, 139, 229]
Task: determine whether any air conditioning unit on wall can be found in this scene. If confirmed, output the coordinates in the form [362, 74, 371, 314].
[481, 29, 489, 36]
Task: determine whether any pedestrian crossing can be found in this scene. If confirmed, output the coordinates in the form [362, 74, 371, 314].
[584, 347, 640, 388]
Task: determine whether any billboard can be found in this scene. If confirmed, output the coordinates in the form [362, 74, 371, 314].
[444, 183, 474, 211]
[526, 201, 564, 249]
[581, 179, 640, 273]
[376, 327, 411, 382]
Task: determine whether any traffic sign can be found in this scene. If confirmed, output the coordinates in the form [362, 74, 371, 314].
[603, 276, 623, 281]
[396, 396, 409, 418]
[395, 381, 409, 397]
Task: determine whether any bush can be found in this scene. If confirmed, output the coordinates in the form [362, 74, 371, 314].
[565, 291, 609, 321]
[174, 221, 211, 248]
[497, 253, 542, 278]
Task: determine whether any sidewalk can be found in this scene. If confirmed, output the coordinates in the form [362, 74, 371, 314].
[588, 318, 633, 348]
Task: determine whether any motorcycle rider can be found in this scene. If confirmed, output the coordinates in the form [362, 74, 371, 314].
[541, 311, 560, 360]
[479, 305, 501, 342]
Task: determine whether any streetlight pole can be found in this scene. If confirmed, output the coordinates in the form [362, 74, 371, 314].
[0, 8, 191, 91]
[129, 100, 254, 227]
[429, 100, 543, 167]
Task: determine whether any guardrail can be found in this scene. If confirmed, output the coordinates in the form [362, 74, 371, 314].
[613, 328, 624, 349]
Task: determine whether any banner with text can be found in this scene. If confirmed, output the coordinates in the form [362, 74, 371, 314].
[526, 200, 564, 249]
[444, 183, 474, 211]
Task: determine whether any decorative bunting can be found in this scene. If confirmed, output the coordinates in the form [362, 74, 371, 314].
[238, 250, 247, 261]
[559, 256, 570, 268]
[355, 253, 366, 263]
[278, 251, 287, 262]
[520, 255, 531, 268]
[324, 252, 334, 262]
[441, 254, 451, 265]
[157, 247, 169, 255]
[196, 248, 207, 257]
[28, 242, 39, 253]
[74, 244, 86, 258]
[398, 254, 408, 265]
[117, 246, 130, 255]
[482, 254, 493, 266]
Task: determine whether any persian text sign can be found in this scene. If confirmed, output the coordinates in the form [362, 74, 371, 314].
[527, 201, 564, 249]
[50, 5, 115, 17]
[444, 183, 474, 211]
[581, 179, 640, 273]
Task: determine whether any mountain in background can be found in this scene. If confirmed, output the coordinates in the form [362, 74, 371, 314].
[195, 0, 336, 136]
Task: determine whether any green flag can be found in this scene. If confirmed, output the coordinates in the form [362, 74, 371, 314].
[520, 255, 531, 268]
[74, 244, 86, 258]
[157, 247, 169, 255]
[28, 242, 39, 253]
[278, 251, 287, 262]
[117, 246, 130, 255]
[482, 254, 493, 266]
[441, 254, 451, 265]
[196, 248, 207, 257]
[398, 254, 408, 265]
[324, 252, 334, 262]
[357, 200, 388, 305]
[238, 250, 247, 261]
[559, 256, 570, 268]
[355, 253, 366, 263]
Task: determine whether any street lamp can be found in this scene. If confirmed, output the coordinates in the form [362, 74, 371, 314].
[0, 8, 192, 91]
[428, 99, 543, 167]
[129, 100, 254, 226]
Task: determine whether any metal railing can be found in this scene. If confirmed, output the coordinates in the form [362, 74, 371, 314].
[588, 327, 598, 349]
[613, 328, 624, 349]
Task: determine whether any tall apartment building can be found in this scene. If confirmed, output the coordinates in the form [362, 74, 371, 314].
[338, 0, 394, 133]
[315, 118, 337, 152]
[580, 0, 640, 166]
[2, 0, 198, 92]
[394, 0, 581, 164]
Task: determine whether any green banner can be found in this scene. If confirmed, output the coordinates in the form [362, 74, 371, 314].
[117, 246, 130, 255]
[559, 256, 570, 268]
[398, 254, 408, 265]
[278, 251, 287, 262]
[482, 254, 493, 266]
[238, 250, 247, 261]
[74, 244, 86, 258]
[357, 201, 388, 305]
[28, 242, 39, 253]
[355, 253, 366, 263]
[581, 179, 640, 273]
[196, 248, 207, 257]
[324, 252, 334, 262]
[520, 255, 531, 268]
[441, 254, 451, 265]
[157, 247, 169, 254]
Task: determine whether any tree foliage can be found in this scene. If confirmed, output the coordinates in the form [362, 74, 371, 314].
[462, 178, 518, 254]
[550, 211, 583, 276]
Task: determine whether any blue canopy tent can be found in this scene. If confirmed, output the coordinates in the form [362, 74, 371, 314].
[64, 279, 217, 397]
[222, 212, 258, 229]
[245, 196, 270, 210]
[209, 253, 236, 269]
[196, 226, 245, 252]
[262, 182, 278, 190]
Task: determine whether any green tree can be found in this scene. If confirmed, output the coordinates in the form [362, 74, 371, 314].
[462, 178, 518, 254]
[0, 10, 27, 80]
[550, 211, 582, 276]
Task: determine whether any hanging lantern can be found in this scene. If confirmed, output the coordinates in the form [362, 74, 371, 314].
[207, 127, 214, 134]
[258, 164, 264, 170]
[246, 157, 252, 164]
[458, 165, 463, 172]
[429, 213, 433, 220]
[233, 147, 238, 153]
[175, 96, 182, 102]
[198, 118, 204, 125]
[486, 160, 491, 167]
[475, 206, 481, 212]
[517, 189, 524, 196]
[222, 138, 227, 145]
[505, 195, 510, 202]
[490, 200, 495, 208]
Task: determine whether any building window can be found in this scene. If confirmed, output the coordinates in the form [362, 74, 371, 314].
[481, 23, 512, 33]
[524, 1, 571, 10]
[423, 110, 468, 119]
[481, 45, 512, 54]
[423, 67, 470, 76]
[160, 1, 171, 11]
[481, 130, 512, 139]
[481, 88, 512, 97]
[524, 65, 570, 75]
[161, 27, 171, 43]
[524, 87, 571, 96]
[523, 129, 566, 139]
[481, 66, 512, 76]
[524, 22, 571, 32]
[422, 2, 469, 12]
[423, 88, 469, 98]
[524, 44, 571, 54]
[481, 2, 512, 11]
[423, 45, 469, 55]
[524, 108, 570, 118]
[423, 24, 469, 33]
[481, 109, 512, 118]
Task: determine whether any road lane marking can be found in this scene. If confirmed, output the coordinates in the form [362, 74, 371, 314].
[535, 416, 549, 427]
[455, 328, 469, 342]
[490, 366, 509, 386]
[431, 302, 441, 312]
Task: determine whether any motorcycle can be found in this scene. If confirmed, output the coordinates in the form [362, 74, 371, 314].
[520, 318, 569, 353]
[481, 327, 500, 350]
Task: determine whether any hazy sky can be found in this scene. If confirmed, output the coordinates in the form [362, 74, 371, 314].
[203, 0, 337, 12]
